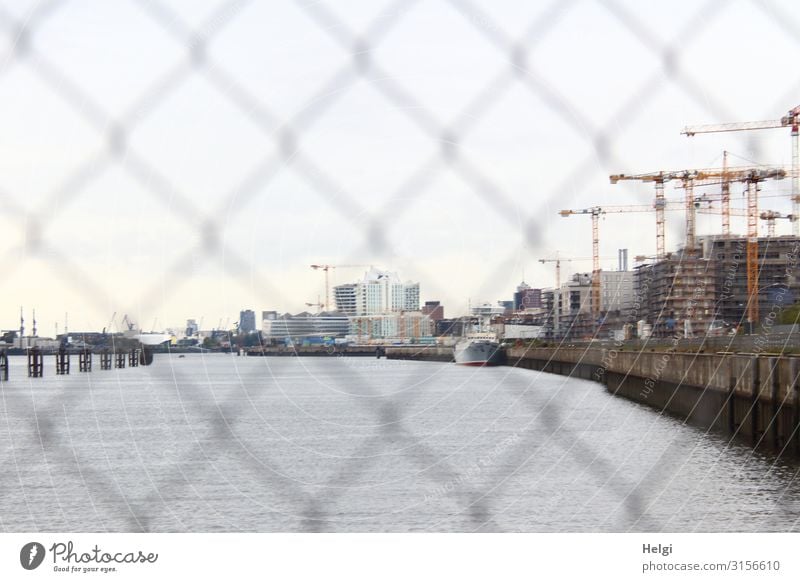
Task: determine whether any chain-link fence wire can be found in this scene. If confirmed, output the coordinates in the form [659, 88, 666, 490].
[3, 0, 800, 532]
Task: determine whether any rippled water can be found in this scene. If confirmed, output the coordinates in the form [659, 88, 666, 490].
[1, 353, 799, 532]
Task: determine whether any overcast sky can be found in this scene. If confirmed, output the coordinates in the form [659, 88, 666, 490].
[1, 0, 799, 333]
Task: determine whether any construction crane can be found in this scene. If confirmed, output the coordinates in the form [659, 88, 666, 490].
[559, 205, 665, 320]
[693, 203, 791, 237]
[538, 257, 570, 289]
[305, 297, 325, 312]
[682, 105, 800, 235]
[759, 210, 796, 237]
[609, 172, 680, 259]
[538, 256, 606, 288]
[675, 168, 786, 327]
[744, 169, 786, 327]
[310, 264, 371, 311]
[691, 195, 792, 236]
[613, 165, 785, 256]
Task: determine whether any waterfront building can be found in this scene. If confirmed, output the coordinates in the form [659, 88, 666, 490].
[513, 282, 542, 311]
[262, 311, 350, 342]
[185, 319, 199, 337]
[333, 268, 420, 315]
[239, 309, 257, 333]
[421, 300, 444, 321]
[348, 311, 434, 342]
[633, 236, 800, 338]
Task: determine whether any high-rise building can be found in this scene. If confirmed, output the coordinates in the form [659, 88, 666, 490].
[513, 281, 542, 310]
[333, 268, 421, 316]
[422, 300, 444, 321]
[239, 309, 256, 333]
[333, 284, 358, 315]
[600, 271, 634, 313]
[185, 319, 199, 337]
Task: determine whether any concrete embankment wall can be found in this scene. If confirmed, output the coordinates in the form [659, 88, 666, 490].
[507, 347, 800, 450]
[385, 346, 454, 363]
[383, 344, 800, 449]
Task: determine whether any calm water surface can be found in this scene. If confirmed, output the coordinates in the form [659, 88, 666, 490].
[1, 353, 799, 532]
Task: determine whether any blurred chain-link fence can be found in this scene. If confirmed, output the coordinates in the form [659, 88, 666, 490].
[2, 0, 800, 532]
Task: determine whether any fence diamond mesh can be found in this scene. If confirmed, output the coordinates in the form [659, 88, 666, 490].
[1, 0, 800, 532]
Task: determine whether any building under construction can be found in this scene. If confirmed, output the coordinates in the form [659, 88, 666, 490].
[633, 236, 800, 338]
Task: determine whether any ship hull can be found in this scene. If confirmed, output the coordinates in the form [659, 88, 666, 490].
[454, 339, 504, 366]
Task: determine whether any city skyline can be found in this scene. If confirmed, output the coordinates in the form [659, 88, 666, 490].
[2, 0, 799, 333]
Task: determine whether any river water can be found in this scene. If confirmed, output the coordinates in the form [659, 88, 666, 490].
[1, 353, 799, 532]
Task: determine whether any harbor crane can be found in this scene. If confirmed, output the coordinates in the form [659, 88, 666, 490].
[682, 105, 800, 235]
[310, 264, 371, 311]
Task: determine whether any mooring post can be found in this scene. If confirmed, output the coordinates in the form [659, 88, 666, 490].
[55, 348, 70, 375]
[128, 349, 139, 367]
[115, 352, 125, 369]
[139, 348, 154, 366]
[27, 347, 43, 378]
[0, 350, 8, 381]
[79, 350, 92, 372]
[100, 349, 112, 370]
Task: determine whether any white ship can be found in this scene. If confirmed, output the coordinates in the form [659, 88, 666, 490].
[131, 331, 172, 346]
[120, 315, 171, 346]
[454, 330, 504, 366]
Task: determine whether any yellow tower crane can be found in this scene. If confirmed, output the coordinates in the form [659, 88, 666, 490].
[558, 205, 670, 322]
[538, 256, 612, 288]
[613, 166, 786, 256]
[683, 105, 800, 235]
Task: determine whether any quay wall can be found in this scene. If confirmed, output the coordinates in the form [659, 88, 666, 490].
[385, 344, 800, 450]
[506, 347, 800, 450]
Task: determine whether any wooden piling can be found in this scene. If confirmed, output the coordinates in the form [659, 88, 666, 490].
[27, 347, 43, 377]
[79, 351, 92, 372]
[0, 350, 8, 381]
[115, 352, 125, 369]
[100, 350, 112, 370]
[128, 349, 139, 367]
[55, 348, 70, 375]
